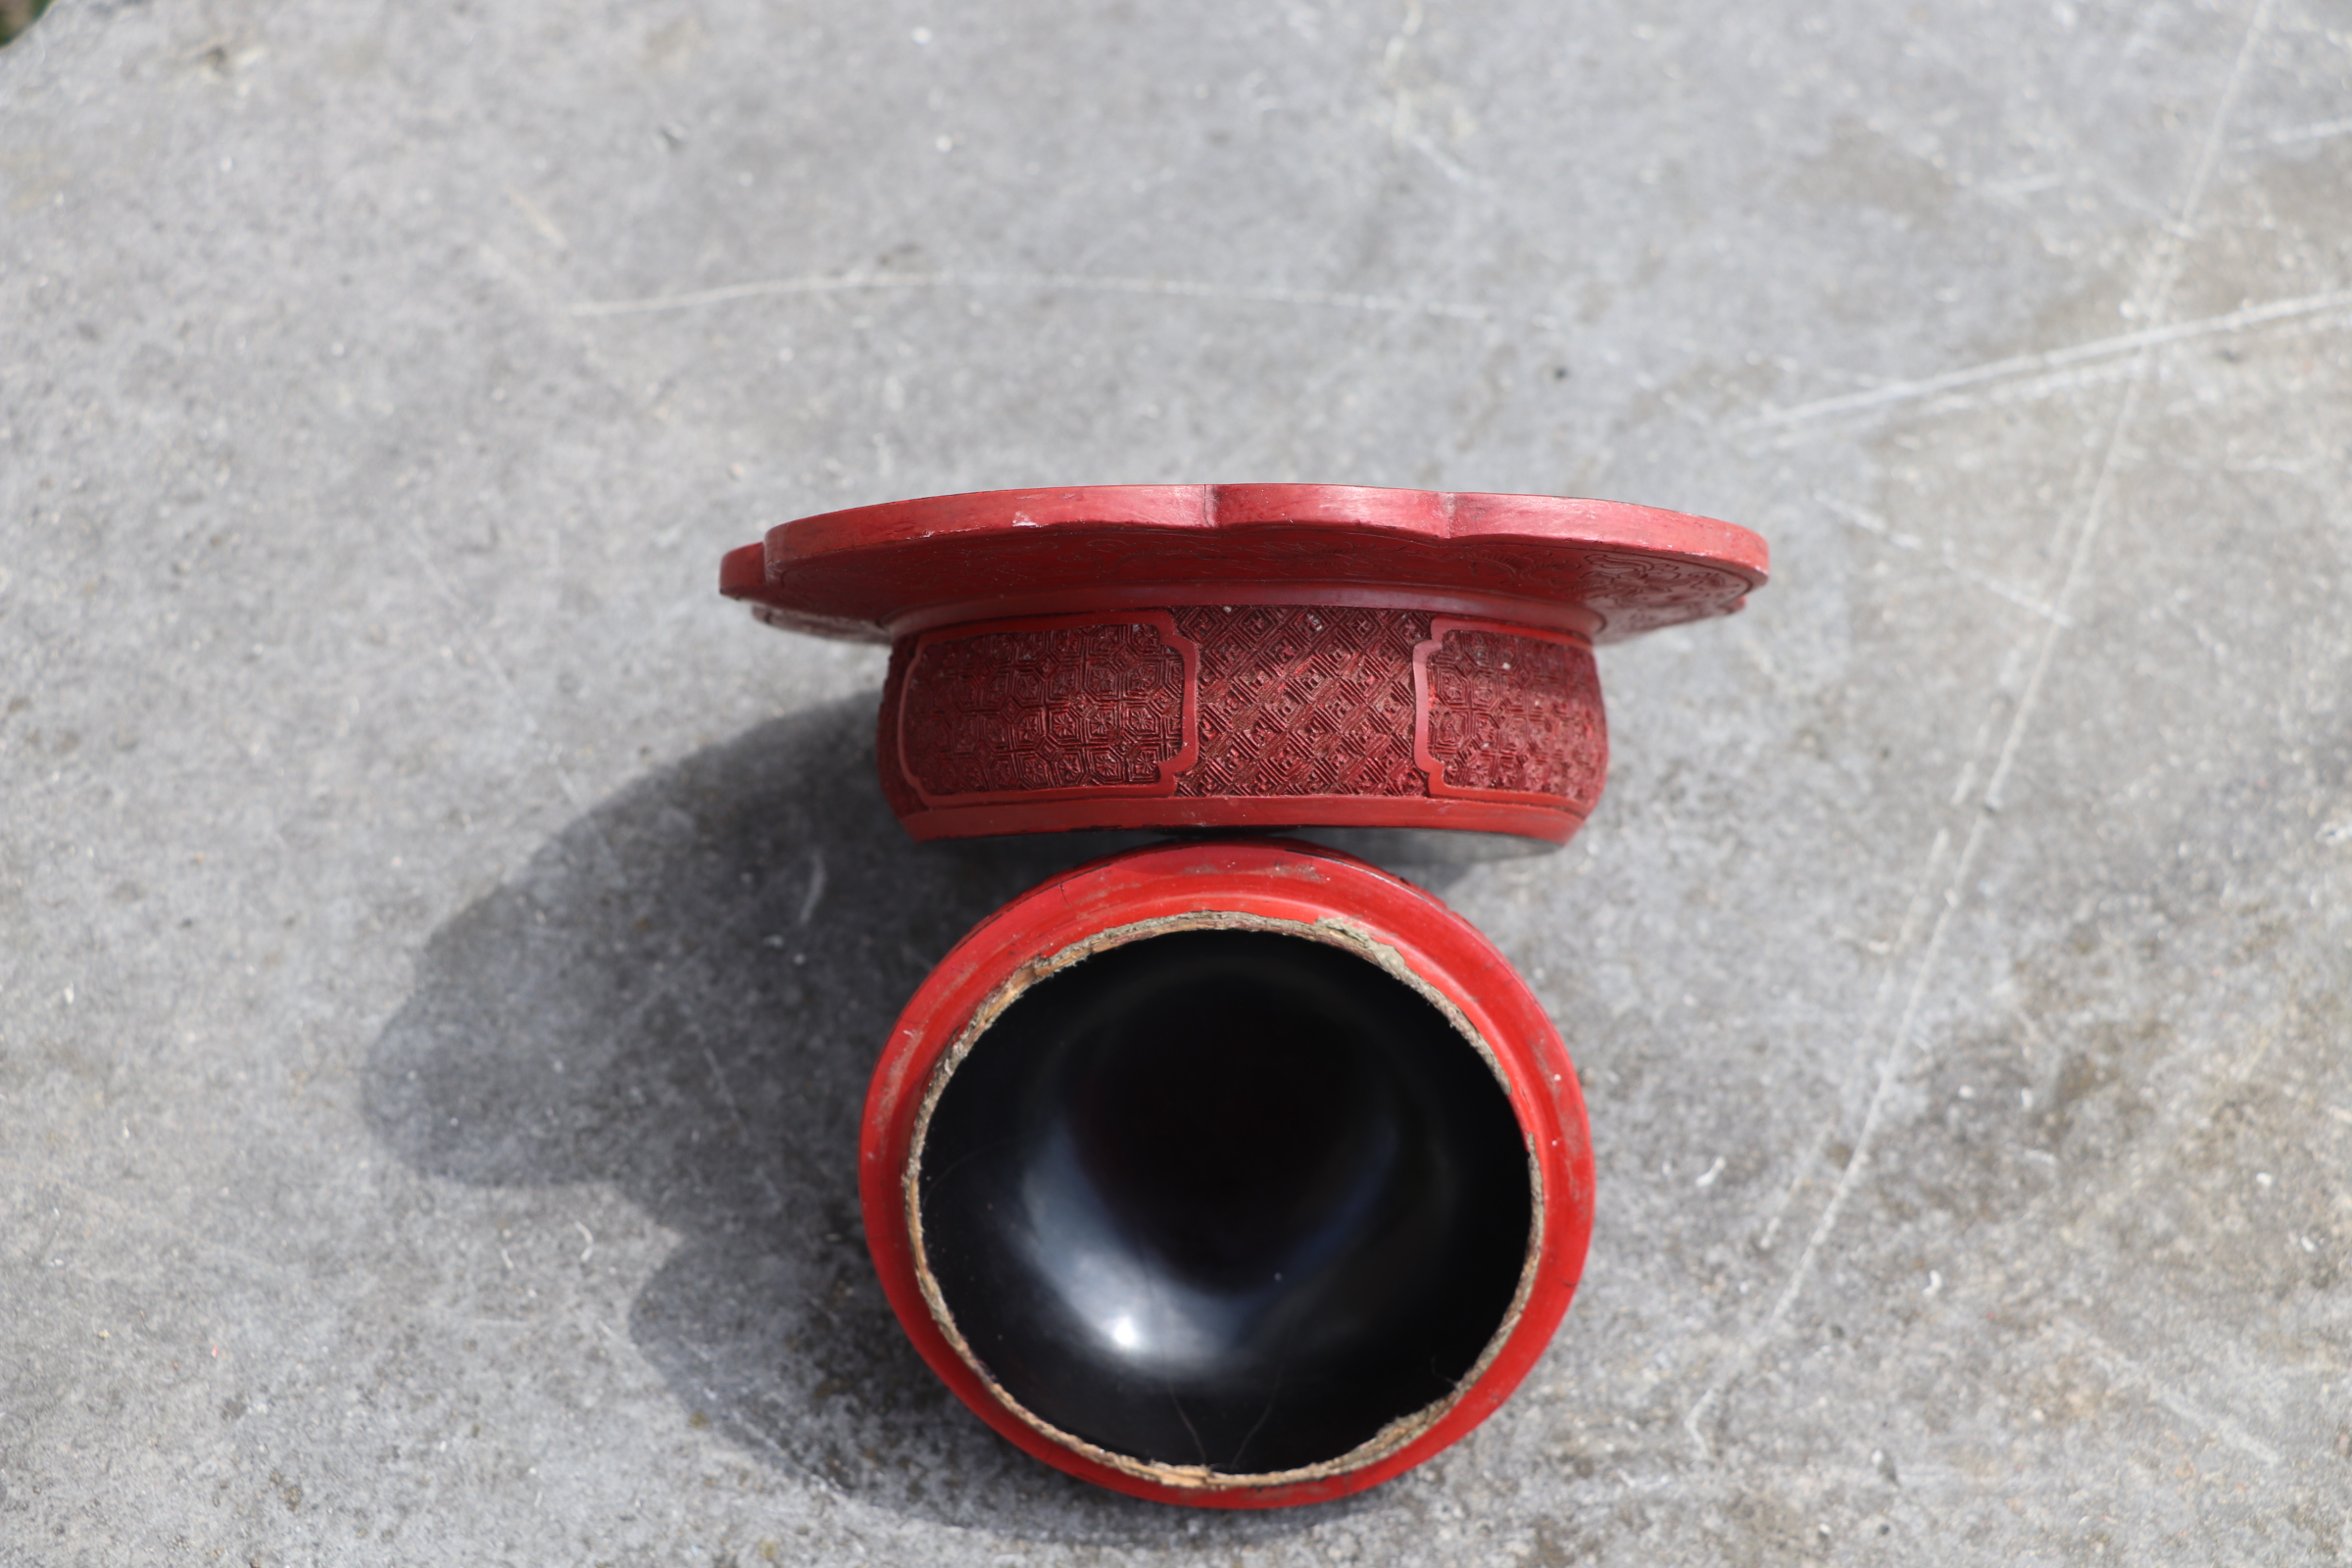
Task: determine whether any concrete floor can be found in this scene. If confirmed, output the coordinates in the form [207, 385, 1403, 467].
[5, 0, 2350, 1561]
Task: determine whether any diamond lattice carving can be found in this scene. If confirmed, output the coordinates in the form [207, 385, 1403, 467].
[1171, 606, 1430, 798]
[901, 620, 1190, 799]
[1421, 627, 1604, 806]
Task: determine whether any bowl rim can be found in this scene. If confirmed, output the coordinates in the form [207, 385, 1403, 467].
[858, 835, 1595, 1508]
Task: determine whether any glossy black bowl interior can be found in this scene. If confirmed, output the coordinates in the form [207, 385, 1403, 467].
[916, 928, 1532, 1476]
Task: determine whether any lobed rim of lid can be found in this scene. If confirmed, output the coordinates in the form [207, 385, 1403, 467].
[720, 484, 1767, 644]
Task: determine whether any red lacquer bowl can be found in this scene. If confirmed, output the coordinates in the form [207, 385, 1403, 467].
[723, 485, 1766, 848]
[858, 838, 1593, 1506]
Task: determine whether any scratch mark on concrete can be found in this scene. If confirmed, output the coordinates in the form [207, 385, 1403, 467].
[1686, 0, 2277, 1462]
[1750, 826, 1948, 1261]
[570, 269, 1504, 325]
[703, 1045, 787, 1212]
[1737, 284, 2352, 434]
[2236, 113, 2352, 149]
[2056, 1319, 2284, 1466]
[1816, 493, 2073, 626]
[396, 520, 625, 886]
[797, 848, 827, 926]
[504, 189, 570, 252]
[1372, 0, 1482, 187]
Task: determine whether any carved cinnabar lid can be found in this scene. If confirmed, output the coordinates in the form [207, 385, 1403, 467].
[722, 486, 1766, 847]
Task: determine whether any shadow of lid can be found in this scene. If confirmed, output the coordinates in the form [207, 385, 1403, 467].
[362, 694, 1368, 1541]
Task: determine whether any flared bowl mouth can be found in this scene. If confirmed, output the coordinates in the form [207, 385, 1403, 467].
[858, 837, 1594, 1508]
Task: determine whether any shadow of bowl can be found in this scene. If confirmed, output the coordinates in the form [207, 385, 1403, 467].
[362, 695, 1372, 1542]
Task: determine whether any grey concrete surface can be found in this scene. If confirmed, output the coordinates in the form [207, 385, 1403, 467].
[4, 0, 2349, 1560]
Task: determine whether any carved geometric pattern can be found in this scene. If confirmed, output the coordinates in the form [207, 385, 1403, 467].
[1420, 627, 1604, 806]
[1571, 550, 1752, 637]
[901, 619, 1190, 800]
[1170, 606, 1430, 798]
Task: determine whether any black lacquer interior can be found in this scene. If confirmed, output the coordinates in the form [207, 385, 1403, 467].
[917, 928, 1532, 1475]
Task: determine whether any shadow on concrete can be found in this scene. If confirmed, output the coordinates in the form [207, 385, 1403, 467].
[362, 696, 1366, 1544]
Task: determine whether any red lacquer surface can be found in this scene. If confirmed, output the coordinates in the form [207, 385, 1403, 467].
[721, 484, 1761, 1507]
[725, 485, 1764, 845]
[721, 483, 1766, 644]
[873, 602, 1609, 843]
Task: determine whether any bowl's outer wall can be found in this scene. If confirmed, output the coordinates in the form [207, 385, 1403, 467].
[858, 837, 1595, 1508]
